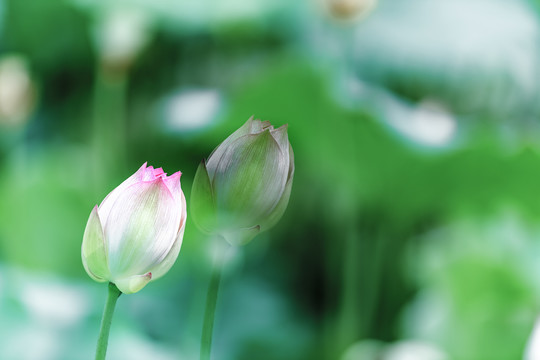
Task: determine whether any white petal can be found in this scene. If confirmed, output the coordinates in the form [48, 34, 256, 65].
[114, 272, 152, 294]
[258, 143, 294, 231]
[150, 191, 186, 280]
[260, 157, 294, 231]
[104, 178, 181, 279]
[213, 130, 289, 229]
[162, 171, 183, 204]
[206, 117, 256, 181]
[270, 124, 289, 161]
[249, 119, 273, 133]
[81, 206, 110, 282]
[287, 143, 295, 180]
[98, 163, 147, 224]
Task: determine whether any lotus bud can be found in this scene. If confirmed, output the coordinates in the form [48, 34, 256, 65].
[0, 55, 36, 127]
[82, 163, 186, 294]
[191, 117, 294, 246]
[93, 7, 152, 71]
[325, 0, 378, 21]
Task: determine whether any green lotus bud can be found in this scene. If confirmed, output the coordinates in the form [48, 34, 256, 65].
[191, 117, 294, 246]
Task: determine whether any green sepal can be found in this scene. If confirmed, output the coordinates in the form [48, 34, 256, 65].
[82, 206, 110, 282]
[114, 272, 152, 294]
[191, 160, 217, 233]
[221, 225, 261, 246]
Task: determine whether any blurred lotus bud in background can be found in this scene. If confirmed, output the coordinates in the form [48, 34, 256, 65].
[0, 55, 36, 128]
[348, 0, 540, 118]
[384, 98, 457, 148]
[341, 339, 447, 360]
[383, 341, 448, 360]
[82, 163, 186, 294]
[324, 0, 377, 21]
[93, 7, 153, 71]
[191, 117, 294, 246]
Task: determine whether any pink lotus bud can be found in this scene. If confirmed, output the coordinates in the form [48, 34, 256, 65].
[81, 163, 186, 294]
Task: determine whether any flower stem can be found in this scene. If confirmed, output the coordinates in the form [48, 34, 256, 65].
[95, 282, 122, 360]
[92, 63, 128, 196]
[200, 246, 228, 360]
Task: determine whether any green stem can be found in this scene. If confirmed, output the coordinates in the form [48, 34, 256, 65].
[200, 246, 228, 360]
[92, 63, 128, 197]
[95, 283, 122, 360]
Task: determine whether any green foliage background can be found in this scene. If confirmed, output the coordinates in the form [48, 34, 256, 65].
[1, 0, 540, 359]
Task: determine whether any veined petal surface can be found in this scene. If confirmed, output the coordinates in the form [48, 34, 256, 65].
[150, 194, 186, 280]
[98, 163, 148, 223]
[261, 144, 294, 231]
[213, 130, 289, 228]
[270, 124, 290, 155]
[206, 116, 259, 180]
[162, 171, 183, 204]
[104, 178, 181, 279]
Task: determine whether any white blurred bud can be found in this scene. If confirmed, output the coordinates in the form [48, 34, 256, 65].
[324, 0, 377, 21]
[162, 89, 223, 133]
[384, 98, 457, 148]
[404, 100, 457, 147]
[383, 340, 448, 360]
[94, 8, 152, 68]
[0, 55, 36, 127]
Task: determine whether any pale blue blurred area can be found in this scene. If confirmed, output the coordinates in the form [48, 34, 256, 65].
[352, 0, 540, 116]
[402, 211, 540, 359]
[0, 248, 314, 359]
[0, 266, 181, 360]
[309, 0, 540, 148]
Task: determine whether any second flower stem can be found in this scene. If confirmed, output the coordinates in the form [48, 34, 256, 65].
[200, 246, 228, 360]
[95, 282, 122, 360]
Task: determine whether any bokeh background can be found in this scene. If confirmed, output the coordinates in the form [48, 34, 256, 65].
[2, 0, 540, 359]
